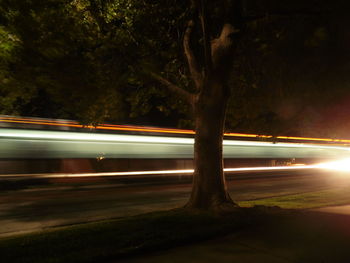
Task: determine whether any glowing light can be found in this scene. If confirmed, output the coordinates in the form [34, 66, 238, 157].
[316, 158, 350, 172]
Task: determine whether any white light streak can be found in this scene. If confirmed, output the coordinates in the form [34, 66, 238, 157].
[1, 164, 318, 178]
[0, 129, 193, 144]
[1, 128, 350, 152]
[224, 164, 317, 172]
[3, 160, 349, 179]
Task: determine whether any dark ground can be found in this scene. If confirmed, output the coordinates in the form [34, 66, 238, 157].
[120, 210, 350, 263]
[0, 169, 345, 237]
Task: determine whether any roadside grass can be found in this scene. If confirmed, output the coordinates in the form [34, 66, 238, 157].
[0, 208, 261, 263]
[2, 186, 350, 263]
[238, 186, 350, 209]
[119, 211, 350, 263]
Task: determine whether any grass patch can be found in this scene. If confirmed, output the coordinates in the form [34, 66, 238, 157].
[238, 186, 350, 209]
[3, 186, 350, 263]
[0, 208, 261, 263]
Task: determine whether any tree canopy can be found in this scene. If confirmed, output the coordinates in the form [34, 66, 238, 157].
[1, 0, 350, 135]
[0, 0, 191, 125]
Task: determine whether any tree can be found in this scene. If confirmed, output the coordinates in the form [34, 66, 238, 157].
[170, 0, 242, 210]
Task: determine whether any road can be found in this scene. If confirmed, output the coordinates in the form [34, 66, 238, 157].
[0, 168, 343, 237]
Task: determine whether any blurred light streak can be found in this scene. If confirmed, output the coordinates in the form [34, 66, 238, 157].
[1, 164, 318, 178]
[1, 128, 350, 150]
[3, 159, 350, 178]
[1, 128, 350, 159]
[3, 115, 350, 143]
[275, 135, 350, 143]
[0, 128, 194, 144]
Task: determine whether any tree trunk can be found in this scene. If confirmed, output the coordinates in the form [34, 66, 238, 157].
[186, 79, 237, 211]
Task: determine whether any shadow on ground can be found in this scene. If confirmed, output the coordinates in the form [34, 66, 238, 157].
[120, 209, 350, 263]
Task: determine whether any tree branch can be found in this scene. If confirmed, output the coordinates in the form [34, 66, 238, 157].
[149, 72, 193, 104]
[88, 0, 108, 34]
[198, 0, 212, 75]
[183, 20, 202, 89]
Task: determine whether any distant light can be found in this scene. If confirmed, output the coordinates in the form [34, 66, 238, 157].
[316, 158, 350, 172]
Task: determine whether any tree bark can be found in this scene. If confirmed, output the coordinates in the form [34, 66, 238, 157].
[151, 11, 239, 211]
[186, 78, 237, 211]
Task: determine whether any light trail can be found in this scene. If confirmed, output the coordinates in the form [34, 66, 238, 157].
[1, 164, 320, 178]
[3, 160, 347, 178]
[0, 128, 193, 144]
[2, 115, 350, 143]
[1, 128, 350, 150]
[1, 116, 350, 160]
[0, 116, 195, 135]
[1, 128, 350, 159]
[275, 135, 350, 143]
[1, 158, 348, 178]
[0, 129, 350, 152]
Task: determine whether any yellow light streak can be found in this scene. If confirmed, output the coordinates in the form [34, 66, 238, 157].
[275, 135, 350, 143]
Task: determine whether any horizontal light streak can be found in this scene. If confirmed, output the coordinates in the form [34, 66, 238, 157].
[0, 129, 194, 144]
[3, 158, 349, 178]
[275, 135, 350, 143]
[2, 115, 350, 143]
[0, 117, 194, 135]
[1, 164, 320, 179]
[1, 128, 350, 154]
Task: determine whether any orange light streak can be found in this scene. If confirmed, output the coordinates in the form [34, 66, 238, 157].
[275, 135, 350, 143]
[2, 116, 350, 144]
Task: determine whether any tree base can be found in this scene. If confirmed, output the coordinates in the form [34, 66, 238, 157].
[184, 198, 239, 215]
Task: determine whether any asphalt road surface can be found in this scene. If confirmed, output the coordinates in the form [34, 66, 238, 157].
[0, 169, 342, 237]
